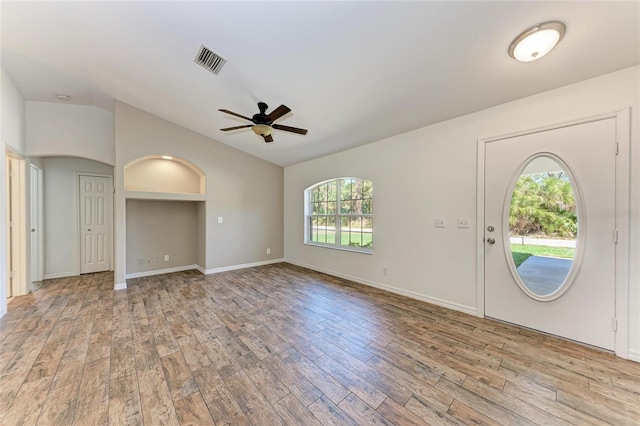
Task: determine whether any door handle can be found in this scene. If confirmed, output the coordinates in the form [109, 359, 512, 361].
[87, 229, 92, 232]
[487, 238, 496, 245]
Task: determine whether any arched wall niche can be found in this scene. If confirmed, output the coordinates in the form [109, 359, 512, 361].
[125, 155, 206, 195]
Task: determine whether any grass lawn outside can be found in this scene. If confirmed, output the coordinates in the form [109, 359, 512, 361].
[312, 229, 373, 248]
[511, 244, 575, 267]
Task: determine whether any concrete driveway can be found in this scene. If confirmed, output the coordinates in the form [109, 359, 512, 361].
[516, 256, 573, 295]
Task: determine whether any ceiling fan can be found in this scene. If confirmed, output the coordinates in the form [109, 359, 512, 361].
[219, 102, 308, 143]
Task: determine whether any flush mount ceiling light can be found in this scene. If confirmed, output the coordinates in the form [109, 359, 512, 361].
[251, 124, 272, 137]
[509, 21, 566, 62]
[55, 94, 71, 101]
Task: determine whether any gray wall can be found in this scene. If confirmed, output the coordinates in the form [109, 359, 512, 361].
[196, 202, 206, 268]
[126, 200, 199, 274]
[114, 101, 284, 284]
[42, 157, 113, 278]
[26, 101, 114, 165]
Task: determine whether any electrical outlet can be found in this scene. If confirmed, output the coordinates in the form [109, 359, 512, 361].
[164, 255, 170, 261]
[457, 218, 470, 228]
[217, 216, 223, 224]
[266, 248, 271, 255]
[435, 218, 446, 228]
[383, 267, 388, 275]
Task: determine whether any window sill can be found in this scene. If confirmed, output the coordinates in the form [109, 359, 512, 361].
[304, 242, 372, 255]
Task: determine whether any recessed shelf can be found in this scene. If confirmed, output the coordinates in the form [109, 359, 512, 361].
[125, 156, 206, 195]
[125, 191, 205, 201]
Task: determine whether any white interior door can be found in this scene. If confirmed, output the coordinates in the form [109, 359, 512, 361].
[80, 175, 112, 274]
[484, 118, 617, 350]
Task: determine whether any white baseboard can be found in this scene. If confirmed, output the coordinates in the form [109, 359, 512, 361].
[119, 259, 284, 287]
[43, 271, 78, 280]
[125, 264, 202, 279]
[202, 258, 285, 275]
[628, 349, 640, 363]
[287, 260, 477, 316]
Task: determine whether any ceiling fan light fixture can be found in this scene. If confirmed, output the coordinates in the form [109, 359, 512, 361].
[252, 124, 272, 136]
[509, 21, 566, 62]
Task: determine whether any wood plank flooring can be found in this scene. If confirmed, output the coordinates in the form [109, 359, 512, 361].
[0, 263, 638, 425]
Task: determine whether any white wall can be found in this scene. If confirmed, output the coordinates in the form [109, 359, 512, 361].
[41, 157, 114, 278]
[0, 69, 26, 317]
[284, 66, 640, 359]
[26, 101, 115, 165]
[115, 102, 284, 286]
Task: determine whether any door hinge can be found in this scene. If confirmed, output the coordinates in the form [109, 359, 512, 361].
[615, 142, 619, 155]
[613, 230, 618, 243]
[612, 318, 618, 332]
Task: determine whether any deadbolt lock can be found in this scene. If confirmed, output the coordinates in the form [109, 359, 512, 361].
[487, 226, 495, 232]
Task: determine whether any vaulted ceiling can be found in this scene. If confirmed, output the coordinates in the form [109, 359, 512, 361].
[2, 1, 638, 166]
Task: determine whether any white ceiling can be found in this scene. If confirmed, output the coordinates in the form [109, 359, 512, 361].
[2, 1, 638, 167]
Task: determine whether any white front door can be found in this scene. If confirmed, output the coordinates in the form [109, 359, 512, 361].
[484, 118, 617, 350]
[80, 175, 112, 274]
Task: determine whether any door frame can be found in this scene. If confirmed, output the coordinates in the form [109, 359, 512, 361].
[30, 163, 43, 282]
[5, 148, 28, 297]
[76, 173, 114, 274]
[476, 108, 631, 359]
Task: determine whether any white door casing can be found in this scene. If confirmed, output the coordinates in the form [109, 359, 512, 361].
[483, 118, 617, 350]
[80, 175, 112, 274]
[30, 164, 42, 282]
[6, 155, 12, 297]
[6, 152, 26, 297]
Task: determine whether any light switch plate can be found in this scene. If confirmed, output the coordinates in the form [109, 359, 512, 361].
[458, 218, 470, 228]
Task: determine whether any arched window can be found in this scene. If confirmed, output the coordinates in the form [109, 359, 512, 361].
[305, 178, 373, 253]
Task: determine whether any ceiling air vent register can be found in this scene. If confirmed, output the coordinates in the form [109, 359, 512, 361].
[194, 45, 226, 75]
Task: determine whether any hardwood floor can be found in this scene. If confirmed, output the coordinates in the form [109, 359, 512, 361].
[0, 263, 638, 425]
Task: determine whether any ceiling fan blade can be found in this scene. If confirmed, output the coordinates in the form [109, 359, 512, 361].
[263, 134, 274, 143]
[266, 105, 291, 122]
[272, 123, 308, 135]
[220, 125, 253, 131]
[219, 109, 253, 122]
